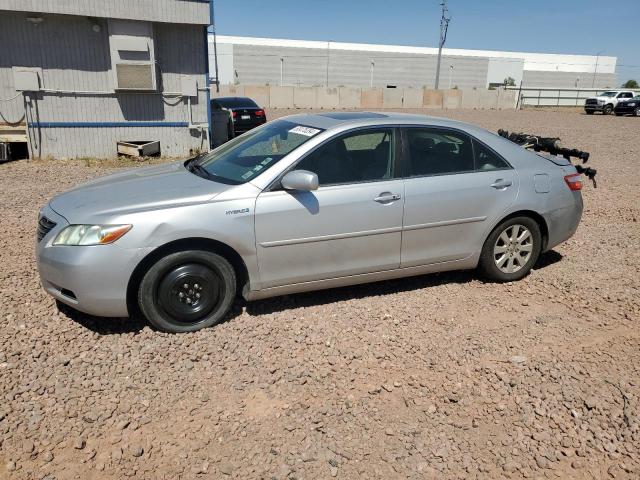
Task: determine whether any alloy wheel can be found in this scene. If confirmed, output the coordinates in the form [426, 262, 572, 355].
[493, 224, 534, 274]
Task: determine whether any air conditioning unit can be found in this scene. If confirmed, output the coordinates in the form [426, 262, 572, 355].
[115, 63, 155, 90]
[109, 20, 157, 91]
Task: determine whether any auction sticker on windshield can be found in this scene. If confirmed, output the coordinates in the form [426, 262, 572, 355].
[289, 126, 321, 137]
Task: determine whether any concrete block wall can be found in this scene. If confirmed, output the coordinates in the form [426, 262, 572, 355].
[212, 85, 517, 110]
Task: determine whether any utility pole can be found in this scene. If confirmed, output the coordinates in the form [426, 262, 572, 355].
[591, 49, 604, 88]
[210, 0, 220, 92]
[434, 0, 451, 90]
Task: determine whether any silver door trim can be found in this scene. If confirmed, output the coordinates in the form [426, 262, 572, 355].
[403, 216, 487, 232]
[259, 225, 403, 248]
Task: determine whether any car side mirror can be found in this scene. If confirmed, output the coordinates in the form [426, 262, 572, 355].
[281, 170, 319, 192]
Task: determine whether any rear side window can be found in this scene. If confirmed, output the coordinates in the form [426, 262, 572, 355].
[473, 140, 511, 171]
[405, 128, 475, 177]
[295, 128, 395, 186]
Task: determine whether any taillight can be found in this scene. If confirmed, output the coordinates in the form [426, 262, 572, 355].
[564, 173, 583, 191]
[231, 111, 237, 119]
[254, 109, 265, 117]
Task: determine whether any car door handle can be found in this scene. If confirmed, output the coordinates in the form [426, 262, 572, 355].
[374, 192, 401, 203]
[490, 179, 512, 189]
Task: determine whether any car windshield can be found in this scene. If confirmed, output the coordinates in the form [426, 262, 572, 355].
[215, 97, 258, 108]
[192, 120, 323, 184]
[599, 91, 617, 97]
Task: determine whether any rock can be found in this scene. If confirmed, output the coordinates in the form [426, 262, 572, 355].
[73, 438, 86, 450]
[503, 461, 520, 473]
[22, 440, 35, 453]
[571, 459, 585, 469]
[219, 462, 233, 475]
[130, 445, 144, 457]
[6, 461, 16, 472]
[42, 451, 54, 463]
[535, 455, 550, 469]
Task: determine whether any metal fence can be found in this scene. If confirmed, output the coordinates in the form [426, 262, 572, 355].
[506, 86, 640, 108]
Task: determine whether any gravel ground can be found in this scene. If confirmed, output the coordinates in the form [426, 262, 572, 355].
[1, 109, 638, 480]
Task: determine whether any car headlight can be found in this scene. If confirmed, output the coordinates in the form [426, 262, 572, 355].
[597, 100, 605, 105]
[53, 224, 132, 246]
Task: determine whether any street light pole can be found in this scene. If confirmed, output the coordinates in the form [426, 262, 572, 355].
[434, 0, 451, 90]
[280, 57, 284, 86]
[448, 65, 454, 89]
[591, 49, 605, 88]
[370, 61, 375, 87]
[326, 41, 330, 87]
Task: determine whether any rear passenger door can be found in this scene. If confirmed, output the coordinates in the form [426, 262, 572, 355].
[400, 127, 518, 267]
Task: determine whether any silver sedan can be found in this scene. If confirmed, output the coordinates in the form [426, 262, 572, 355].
[36, 112, 583, 332]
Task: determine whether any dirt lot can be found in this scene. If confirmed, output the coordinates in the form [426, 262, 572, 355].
[1, 109, 638, 479]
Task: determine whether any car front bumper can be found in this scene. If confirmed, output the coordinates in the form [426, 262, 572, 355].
[614, 105, 637, 114]
[36, 205, 152, 318]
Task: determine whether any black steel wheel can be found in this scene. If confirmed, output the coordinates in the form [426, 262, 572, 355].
[603, 104, 614, 115]
[138, 250, 236, 333]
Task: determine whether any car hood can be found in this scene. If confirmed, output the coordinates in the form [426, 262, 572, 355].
[49, 161, 231, 222]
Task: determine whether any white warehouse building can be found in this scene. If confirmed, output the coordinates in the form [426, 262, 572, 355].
[210, 35, 618, 90]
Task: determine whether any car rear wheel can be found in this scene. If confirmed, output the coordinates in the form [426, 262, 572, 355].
[635, 107, 640, 117]
[478, 216, 542, 282]
[138, 250, 236, 333]
[603, 104, 613, 115]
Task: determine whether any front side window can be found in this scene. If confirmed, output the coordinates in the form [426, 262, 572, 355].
[599, 91, 616, 97]
[405, 128, 475, 177]
[295, 128, 395, 186]
[194, 120, 323, 184]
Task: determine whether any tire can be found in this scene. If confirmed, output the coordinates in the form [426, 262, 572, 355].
[603, 104, 613, 115]
[585, 110, 594, 115]
[478, 216, 542, 282]
[635, 107, 640, 117]
[138, 250, 236, 333]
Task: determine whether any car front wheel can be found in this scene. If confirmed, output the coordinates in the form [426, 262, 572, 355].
[603, 104, 613, 115]
[478, 216, 542, 282]
[138, 250, 236, 333]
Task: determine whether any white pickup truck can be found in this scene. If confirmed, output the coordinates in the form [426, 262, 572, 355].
[584, 90, 636, 115]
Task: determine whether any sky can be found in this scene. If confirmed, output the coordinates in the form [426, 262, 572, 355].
[214, 0, 640, 84]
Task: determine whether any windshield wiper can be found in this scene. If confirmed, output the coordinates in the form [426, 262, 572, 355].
[188, 162, 214, 180]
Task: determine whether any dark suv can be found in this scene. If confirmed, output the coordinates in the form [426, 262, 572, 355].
[211, 97, 267, 137]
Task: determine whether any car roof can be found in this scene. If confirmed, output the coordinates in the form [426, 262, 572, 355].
[282, 111, 482, 132]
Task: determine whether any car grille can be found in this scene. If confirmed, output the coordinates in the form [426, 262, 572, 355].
[585, 99, 598, 106]
[37, 216, 57, 242]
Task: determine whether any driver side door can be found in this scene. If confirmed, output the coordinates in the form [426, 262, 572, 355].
[254, 127, 404, 289]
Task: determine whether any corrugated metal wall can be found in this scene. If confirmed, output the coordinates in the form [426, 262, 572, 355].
[230, 44, 490, 89]
[0, 11, 208, 158]
[0, 0, 209, 25]
[521, 70, 617, 89]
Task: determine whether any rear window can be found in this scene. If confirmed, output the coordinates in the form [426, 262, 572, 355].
[214, 97, 259, 109]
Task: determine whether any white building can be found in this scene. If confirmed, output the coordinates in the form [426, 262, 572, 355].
[210, 35, 617, 90]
